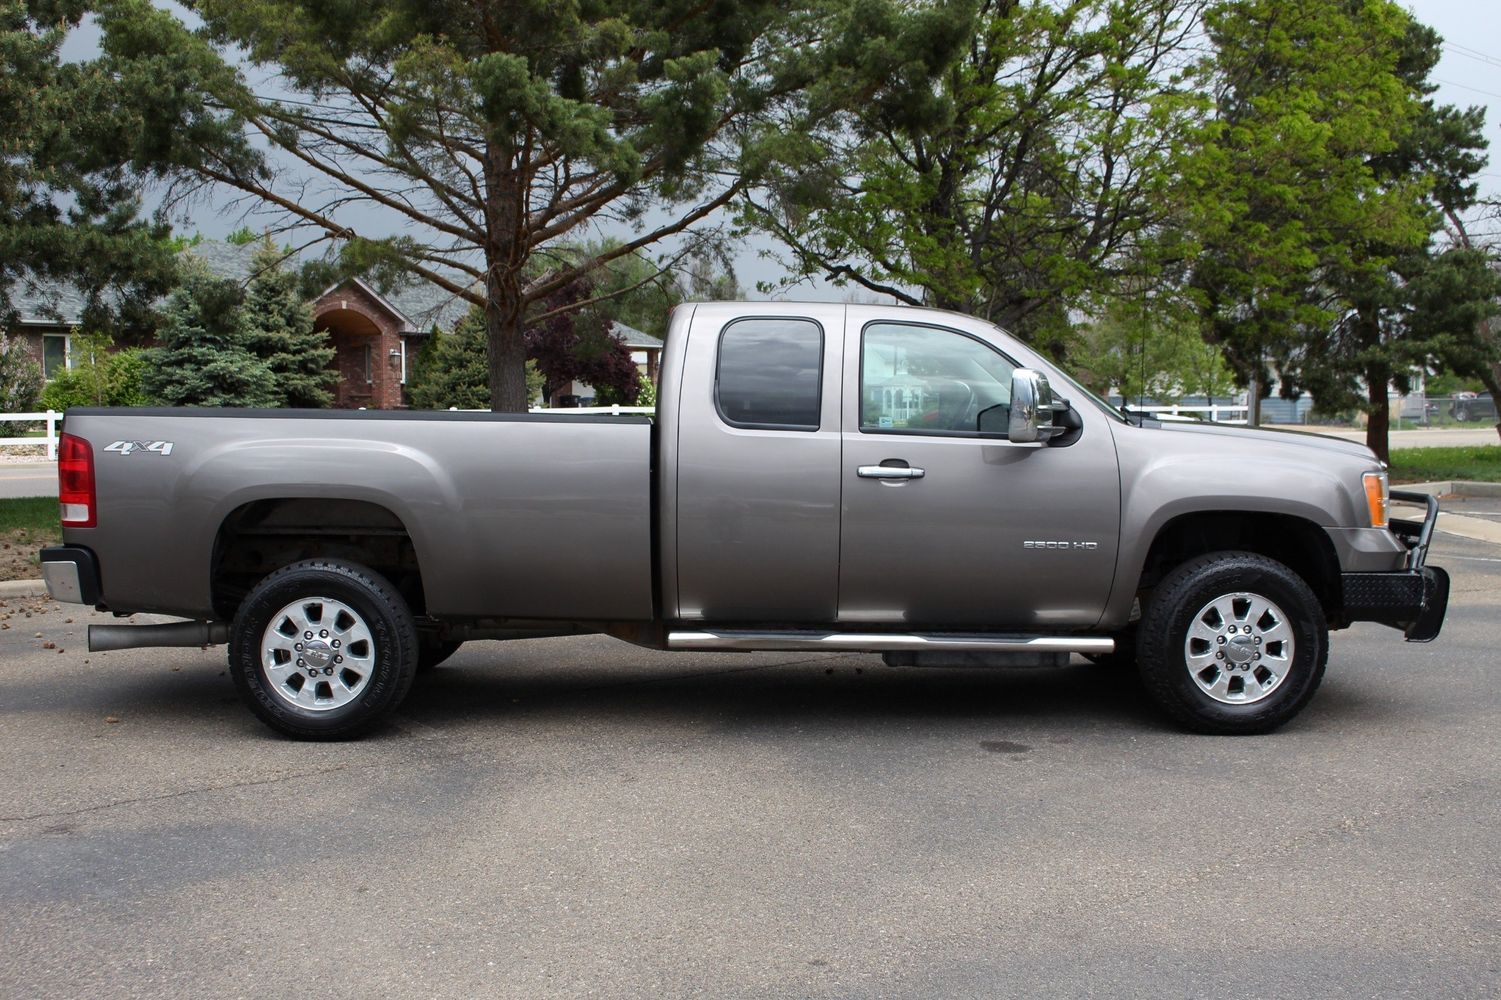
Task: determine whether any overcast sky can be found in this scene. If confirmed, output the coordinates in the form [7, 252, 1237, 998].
[75, 1, 1501, 298]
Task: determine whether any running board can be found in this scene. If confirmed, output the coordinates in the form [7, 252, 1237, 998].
[666, 630, 1113, 655]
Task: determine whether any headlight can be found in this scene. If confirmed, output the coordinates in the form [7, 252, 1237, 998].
[1363, 471, 1389, 529]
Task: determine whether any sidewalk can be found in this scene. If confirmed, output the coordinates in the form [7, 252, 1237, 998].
[1276, 426, 1498, 449]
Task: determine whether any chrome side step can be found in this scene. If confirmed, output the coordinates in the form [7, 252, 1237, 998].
[666, 630, 1113, 655]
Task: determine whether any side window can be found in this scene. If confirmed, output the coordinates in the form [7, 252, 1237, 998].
[716, 318, 823, 430]
[861, 323, 1016, 434]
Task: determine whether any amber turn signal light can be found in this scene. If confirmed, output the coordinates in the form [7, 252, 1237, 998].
[1363, 471, 1389, 529]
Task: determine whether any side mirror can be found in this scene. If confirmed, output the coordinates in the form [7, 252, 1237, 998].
[1009, 368, 1053, 443]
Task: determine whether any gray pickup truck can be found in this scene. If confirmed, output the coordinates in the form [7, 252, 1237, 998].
[41, 302, 1448, 739]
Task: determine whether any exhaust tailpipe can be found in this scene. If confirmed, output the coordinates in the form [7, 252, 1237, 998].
[88, 621, 231, 652]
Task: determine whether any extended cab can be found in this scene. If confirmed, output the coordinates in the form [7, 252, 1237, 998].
[40, 303, 1448, 738]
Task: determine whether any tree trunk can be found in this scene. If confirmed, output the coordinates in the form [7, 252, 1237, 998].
[1365, 363, 1391, 464]
[482, 142, 530, 413]
[1247, 370, 1261, 427]
[484, 289, 530, 412]
[1484, 359, 1501, 446]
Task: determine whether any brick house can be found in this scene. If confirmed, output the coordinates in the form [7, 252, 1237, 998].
[4, 240, 664, 409]
[4, 240, 469, 409]
[311, 275, 469, 409]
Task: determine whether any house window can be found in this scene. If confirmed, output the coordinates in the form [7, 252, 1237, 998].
[361, 344, 372, 384]
[42, 333, 70, 380]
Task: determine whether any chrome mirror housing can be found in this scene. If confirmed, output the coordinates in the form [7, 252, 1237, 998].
[1009, 368, 1052, 443]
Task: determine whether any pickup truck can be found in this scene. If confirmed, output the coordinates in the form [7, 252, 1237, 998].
[40, 302, 1449, 740]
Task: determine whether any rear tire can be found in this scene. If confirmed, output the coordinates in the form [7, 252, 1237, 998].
[1137, 551, 1326, 735]
[229, 559, 418, 740]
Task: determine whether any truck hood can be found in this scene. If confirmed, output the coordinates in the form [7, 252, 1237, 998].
[1146, 419, 1379, 462]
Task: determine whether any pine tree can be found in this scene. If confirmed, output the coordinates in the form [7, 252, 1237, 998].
[407, 309, 543, 410]
[240, 240, 336, 407]
[94, 0, 946, 410]
[141, 262, 279, 407]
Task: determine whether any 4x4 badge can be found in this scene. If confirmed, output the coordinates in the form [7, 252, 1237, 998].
[104, 440, 174, 457]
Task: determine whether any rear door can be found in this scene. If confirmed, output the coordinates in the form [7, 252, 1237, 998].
[672, 304, 845, 622]
[837, 314, 1121, 628]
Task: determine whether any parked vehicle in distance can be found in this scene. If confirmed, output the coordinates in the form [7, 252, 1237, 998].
[1450, 391, 1496, 423]
[41, 303, 1448, 740]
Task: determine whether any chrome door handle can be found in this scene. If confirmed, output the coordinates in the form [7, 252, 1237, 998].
[858, 465, 925, 480]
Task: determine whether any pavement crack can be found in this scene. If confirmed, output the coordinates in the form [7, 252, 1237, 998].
[0, 763, 354, 824]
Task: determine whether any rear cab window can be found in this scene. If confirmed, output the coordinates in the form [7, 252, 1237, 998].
[715, 318, 824, 430]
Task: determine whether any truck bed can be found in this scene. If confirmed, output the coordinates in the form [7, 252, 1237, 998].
[61, 408, 656, 622]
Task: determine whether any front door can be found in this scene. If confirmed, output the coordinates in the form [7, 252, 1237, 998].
[837, 317, 1120, 628]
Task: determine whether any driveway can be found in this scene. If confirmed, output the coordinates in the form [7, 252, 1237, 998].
[1, 532, 1498, 999]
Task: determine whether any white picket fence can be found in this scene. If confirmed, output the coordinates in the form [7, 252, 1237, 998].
[0, 410, 62, 460]
[446, 405, 656, 415]
[1135, 403, 1248, 424]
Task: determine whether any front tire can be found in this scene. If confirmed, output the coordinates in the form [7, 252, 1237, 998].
[229, 559, 418, 740]
[1137, 552, 1327, 735]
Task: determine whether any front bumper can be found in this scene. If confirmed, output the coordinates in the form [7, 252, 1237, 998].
[1339, 490, 1449, 642]
[40, 546, 102, 607]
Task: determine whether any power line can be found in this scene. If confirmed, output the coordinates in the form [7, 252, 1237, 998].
[1433, 77, 1501, 102]
[1444, 42, 1501, 69]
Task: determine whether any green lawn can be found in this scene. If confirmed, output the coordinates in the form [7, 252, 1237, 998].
[0, 496, 62, 543]
[1388, 445, 1501, 484]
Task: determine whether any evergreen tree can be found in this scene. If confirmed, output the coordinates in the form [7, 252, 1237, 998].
[95, 0, 942, 410]
[141, 262, 278, 407]
[1281, 17, 1495, 460]
[1182, 0, 1452, 447]
[2, 1, 177, 332]
[408, 310, 543, 411]
[240, 240, 336, 408]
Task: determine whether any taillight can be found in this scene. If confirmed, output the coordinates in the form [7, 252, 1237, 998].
[59, 433, 96, 528]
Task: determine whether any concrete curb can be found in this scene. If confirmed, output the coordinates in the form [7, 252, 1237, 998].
[0, 579, 48, 598]
[1398, 480, 1501, 499]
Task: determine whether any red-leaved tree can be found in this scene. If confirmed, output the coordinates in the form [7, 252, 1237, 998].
[525, 280, 641, 405]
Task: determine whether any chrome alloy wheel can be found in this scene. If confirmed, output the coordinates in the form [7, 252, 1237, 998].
[1183, 591, 1295, 705]
[260, 597, 376, 712]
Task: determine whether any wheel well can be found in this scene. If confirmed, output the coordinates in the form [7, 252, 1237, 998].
[1138, 512, 1340, 616]
[212, 499, 425, 620]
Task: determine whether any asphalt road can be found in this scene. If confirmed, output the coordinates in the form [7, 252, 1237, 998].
[0, 463, 57, 499]
[1, 532, 1498, 1000]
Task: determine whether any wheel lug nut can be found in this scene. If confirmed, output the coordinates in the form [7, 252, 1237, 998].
[1254, 637, 1262, 645]
[1216, 651, 1225, 659]
[1217, 636, 1226, 644]
[297, 658, 305, 667]
[1254, 652, 1261, 660]
[295, 643, 303, 651]
[320, 630, 328, 638]
[335, 655, 343, 663]
[304, 631, 313, 640]
[332, 640, 341, 648]
[324, 666, 334, 676]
